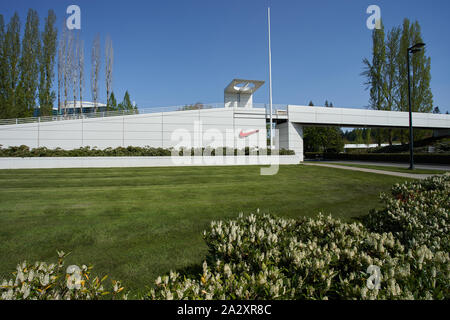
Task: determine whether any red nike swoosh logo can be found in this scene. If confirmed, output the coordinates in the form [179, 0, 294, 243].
[239, 129, 259, 138]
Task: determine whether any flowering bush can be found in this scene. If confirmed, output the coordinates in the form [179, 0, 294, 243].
[362, 174, 450, 252]
[0, 251, 127, 300]
[148, 212, 449, 300]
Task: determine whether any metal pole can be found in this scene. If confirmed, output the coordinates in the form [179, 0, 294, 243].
[268, 7, 273, 149]
[407, 50, 414, 170]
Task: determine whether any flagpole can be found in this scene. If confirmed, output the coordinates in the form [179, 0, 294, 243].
[268, 7, 273, 149]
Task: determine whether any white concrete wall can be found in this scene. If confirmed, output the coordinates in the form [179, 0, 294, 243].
[0, 108, 268, 150]
[0, 155, 301, 169]
[224, 92, 253, 108]
[276, 121, 303, 160]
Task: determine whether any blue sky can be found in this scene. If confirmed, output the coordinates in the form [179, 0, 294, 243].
[1, 0, 449, 113]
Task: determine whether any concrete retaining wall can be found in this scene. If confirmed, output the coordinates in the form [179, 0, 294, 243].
[0, 155, 302, 170]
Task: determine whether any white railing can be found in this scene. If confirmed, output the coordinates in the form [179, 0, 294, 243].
[0, 103, 288, 126]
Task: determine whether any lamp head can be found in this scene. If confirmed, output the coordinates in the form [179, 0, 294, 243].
[409, 43, 426, 52]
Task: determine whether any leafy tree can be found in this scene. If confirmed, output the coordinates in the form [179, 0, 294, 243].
[179, 102, 204, 111]
[38, 10, 57, 116]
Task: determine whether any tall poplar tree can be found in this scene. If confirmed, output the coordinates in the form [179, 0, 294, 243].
[383, 27, 401, 144]
[4, 13, 21, 118]
[362, 20, 386, 146]
[18, 9, 40, 118]
[91, 33, 100, 112]
[409, 21, 433, 113]
[105, 35, 113, 111]
[0, 14, 6, 118]
[38, 10, 57, 116]
[397, 19, 433, 142]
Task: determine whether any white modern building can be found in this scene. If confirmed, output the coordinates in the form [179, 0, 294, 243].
[59, 101, 108, 114]
[0, 78, 449, 161]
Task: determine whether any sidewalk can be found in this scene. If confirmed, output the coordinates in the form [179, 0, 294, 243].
[303, 162, 435, 179]
[314, 160, 450, 171]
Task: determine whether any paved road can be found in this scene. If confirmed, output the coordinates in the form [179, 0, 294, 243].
[305, 160, 450, 171]
[303, 162, 436, 179]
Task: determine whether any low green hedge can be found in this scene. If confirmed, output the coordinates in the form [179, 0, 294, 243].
[0, 145, 295, 157]
[304, 152, 323, 159]
[323, 152, 450, 164]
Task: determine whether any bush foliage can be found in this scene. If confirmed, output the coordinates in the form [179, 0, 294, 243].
[323, 152, 450, 164]
[0, 145, 295, 157]
[1, 174, 449, 300]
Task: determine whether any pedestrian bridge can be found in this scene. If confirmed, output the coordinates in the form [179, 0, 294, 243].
[285, 105, 449, 129]
[276, 105, 450, 156]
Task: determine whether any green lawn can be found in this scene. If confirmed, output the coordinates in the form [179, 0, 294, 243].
[321, 162, 447, 174]
[0, 165, 412, 296]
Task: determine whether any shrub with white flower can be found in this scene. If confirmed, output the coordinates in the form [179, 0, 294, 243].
[0, 251, 127, 300]
[363, 173, 449, 252]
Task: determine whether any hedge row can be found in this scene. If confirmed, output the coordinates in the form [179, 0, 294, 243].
[0, 145, 295, 157]
[322, 152, 450, 164]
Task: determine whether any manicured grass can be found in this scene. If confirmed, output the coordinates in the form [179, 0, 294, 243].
[0, 165, 411, 296]
[322, 162, 447, 175]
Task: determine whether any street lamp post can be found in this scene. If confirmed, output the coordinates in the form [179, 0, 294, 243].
[406, 42, 425, 170]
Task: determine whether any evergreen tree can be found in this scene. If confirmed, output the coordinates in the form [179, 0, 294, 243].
[38, 10, 57, 116]
[121, 91, 133, 111]
[363, 128, 372, 145]
[18, 9, 40, 118]
[3, 13, 21, 118]
[108, 91, 117, 111]
[355, 129, 364, 144]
